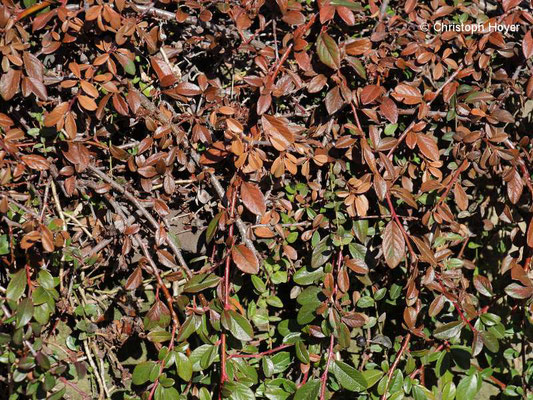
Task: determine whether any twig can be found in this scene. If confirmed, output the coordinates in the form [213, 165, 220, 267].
[383, 67, 462, 163]
[103, 194, 180, 330]
[128, 85, 259, 260]
[220, 189, 237, 392]
[319, 334, 335, 400]
[83, 340, 106, 399]
[87, 166, 191, 278]
[435, 159, 470, 209]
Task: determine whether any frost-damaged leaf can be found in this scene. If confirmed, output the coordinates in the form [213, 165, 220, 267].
[262, 114, 294, 151]
[331, 360, 367, 392]
[174, 82, 202, 96]
[433, 320, 463, 340]
[379, 97, 398, 123]
[524, 31, 533, 59]
[382, 220, 405, 269]
[505, 283, 533, 299]
[316, 32, 341, 70]
[125, 266, 143, 290]
[507, 168, 523, 204]
[416, 133, 439, 161]
[78, 95, 97, 111]
[360, 85, 382, 105]
[241, 181, 266, 215]
[325, 86, 343, 115]
[0, 68, 21, 101]
[473, 275, 493, 297]
[527, 217, 533, 248]
[44, 102, 69, 128]
[21, 154, 49, 171]
[232, 244, 259, 274]
[393, 83, 422, 104]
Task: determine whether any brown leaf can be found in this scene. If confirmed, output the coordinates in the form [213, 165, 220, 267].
[393, 83, 422, 104]
[527, 217, 533, 248]
[0, 68, 21, 101]
[257, 93, 272, 115]
[524, 31, 533, 59]
[453, 183, 468, 211]
[125, 266, 143, 290]
[232, 244, 259, 274]
[325, 86, 343, 115]
[383, 220, 405, 269]
[262, 114, 294, 151]
[78, 95, 97, 111]
[174, 82, 202, 96]
[40, 225, 54, 252]
[44, 102, 69, 127]
[507, 168, 523, 204]
[361, 85, 382, 105]
[241, 182, 266, 215]
[21, 154, 49, 171]
[405, 0, 417, 13]
[416, 133, 439, 161]
[379, 97, 398, 123]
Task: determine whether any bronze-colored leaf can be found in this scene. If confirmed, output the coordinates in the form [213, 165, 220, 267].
[382, 220, 405, 269]
[241, 182, 266, 216]
[232, 244, 259, 274]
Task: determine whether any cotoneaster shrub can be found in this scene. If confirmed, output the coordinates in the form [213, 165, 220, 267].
[0, 0, 532, 399]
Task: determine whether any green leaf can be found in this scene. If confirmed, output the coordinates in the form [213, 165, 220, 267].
[224, 310, 253, 341]
[331, 360, 367, 392]
[223, 381, 256, 400]
[294, 267, 324, 286]
[37, 270, 55, 290]
[362, 369, 383, 388]
[183, 273, 221, 293]
[433, 320, 463, 340]
[176, 352, 193, 381]
[329, 0, 360, 10]
[16, 297, 34, 328]
[456, 374, 478, 400]
[147, 327, 172, 343]
[132, 361, 157, 385]
[295, 341, 310, 364]
[0, 234, 9, 255]
[480, 330, 499, 353]
[316, 33, 341, 70]
[6, 269, 27, 302]
[293, 379, 320, 400]
[206, 211, 222, 244]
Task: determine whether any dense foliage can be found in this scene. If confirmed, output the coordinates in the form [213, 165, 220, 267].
[0, 0, 532, 399]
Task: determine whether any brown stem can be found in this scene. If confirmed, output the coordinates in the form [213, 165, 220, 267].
[88, 165, 191, 278]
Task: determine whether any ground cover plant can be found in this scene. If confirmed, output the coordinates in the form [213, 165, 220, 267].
[0, 0, 532, 399]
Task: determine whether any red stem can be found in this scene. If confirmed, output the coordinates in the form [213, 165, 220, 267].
[435, 159, 469, 209]
[229, 343, 293, 359]
[380, 333, 411, 400]
[219, 188, 237, 393]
